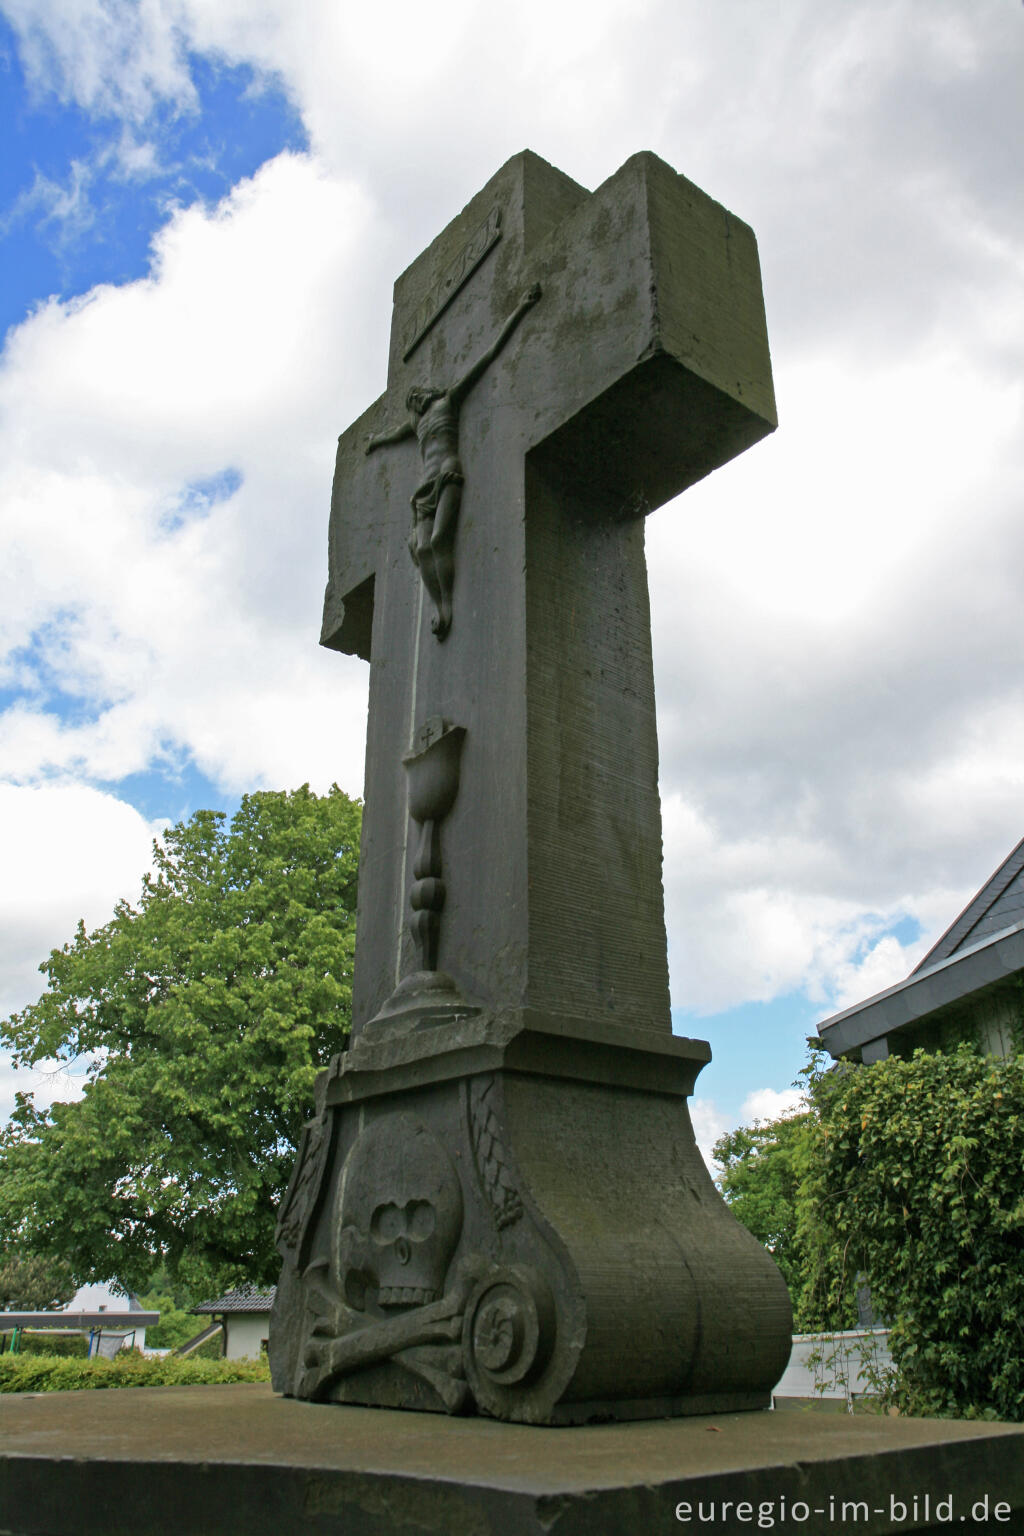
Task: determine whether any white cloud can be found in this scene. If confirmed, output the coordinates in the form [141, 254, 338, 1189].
[0, 782, 167, 1119]
[0, 160, 96, 245]
[0, 782, 163, 1022]
[1, 0, 1023, 1088]
[688, 1097, 731, 1174]
[659, 793, 937, 1015]
[741, 1087, 805, 1124]
[2, 0, 195, 122]
[0, 151, 376, 797]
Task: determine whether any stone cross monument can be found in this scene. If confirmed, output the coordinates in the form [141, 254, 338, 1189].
[270, 151, 792, 1423]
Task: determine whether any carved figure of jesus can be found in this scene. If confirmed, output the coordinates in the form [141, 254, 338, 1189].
[366, 284, 542, 639]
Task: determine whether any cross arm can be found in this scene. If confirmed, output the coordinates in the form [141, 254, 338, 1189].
[321, 394, 397, 662]
[522, 152, 777, 518]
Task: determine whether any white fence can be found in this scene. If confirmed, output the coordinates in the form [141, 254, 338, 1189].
[772, 1328, 892, 1409]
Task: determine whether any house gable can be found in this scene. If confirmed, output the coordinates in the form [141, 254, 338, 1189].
[914, 835, 1024, 971]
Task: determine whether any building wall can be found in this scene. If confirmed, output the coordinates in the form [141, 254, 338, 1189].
[905, 986, 1021, 1060]
[224, 1313, 269, 1360]
[65, 1282, 129, 1312]
[772, 1329, 892, 1405]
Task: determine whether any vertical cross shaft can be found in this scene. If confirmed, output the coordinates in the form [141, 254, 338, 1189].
[323, 151, 776, 1041]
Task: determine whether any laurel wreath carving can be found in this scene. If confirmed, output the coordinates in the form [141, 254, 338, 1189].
[276, 1111, 330, 1254]
[468, 1076, 523, 1230]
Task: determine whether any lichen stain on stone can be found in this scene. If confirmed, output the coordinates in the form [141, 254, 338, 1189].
[304, 1470, 492, 1534]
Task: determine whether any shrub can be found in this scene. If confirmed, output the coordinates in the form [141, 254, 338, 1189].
[9, 1330, 89, 1358]
[0, 1350, 270, 1392]
[808, 1045, 1024, 1420]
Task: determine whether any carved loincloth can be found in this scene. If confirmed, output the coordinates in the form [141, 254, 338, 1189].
[411, 462, 464, 520]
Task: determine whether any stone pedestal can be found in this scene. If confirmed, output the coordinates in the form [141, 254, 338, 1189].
[269, 1016, 791, 1422]
[4, 1384, 1024, 1536]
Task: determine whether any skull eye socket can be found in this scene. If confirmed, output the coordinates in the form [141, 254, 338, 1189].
[370, 1203, 404, 1244]
[406, 1201, 436, 1240]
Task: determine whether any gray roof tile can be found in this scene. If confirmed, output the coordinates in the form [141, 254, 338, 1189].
[194, 1284, 276, 1314]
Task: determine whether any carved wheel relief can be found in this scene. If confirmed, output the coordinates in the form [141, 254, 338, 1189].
[462, 1265, 555, 1403]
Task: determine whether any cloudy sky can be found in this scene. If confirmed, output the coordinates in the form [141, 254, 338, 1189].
[1, 0, 1021, 1162]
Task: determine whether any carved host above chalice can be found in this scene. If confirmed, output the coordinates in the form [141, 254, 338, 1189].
[367, 716, 479, 1032]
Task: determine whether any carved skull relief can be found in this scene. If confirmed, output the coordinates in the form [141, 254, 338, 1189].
[337, 1115, 463, 1308]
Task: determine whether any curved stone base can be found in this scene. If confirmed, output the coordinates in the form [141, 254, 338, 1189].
[270, 1012, 792, 1423]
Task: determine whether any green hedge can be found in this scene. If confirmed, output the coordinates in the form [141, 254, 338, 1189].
[1, 1330, 89, 1358]
[0, 1350, 270, 1393]
[808, 1045, 1024, 1420]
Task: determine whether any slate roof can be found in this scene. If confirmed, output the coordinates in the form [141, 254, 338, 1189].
[912, 833, 1024, 971]
[194, 1284, 276, 1315]
[819, 833, 1024, 1063]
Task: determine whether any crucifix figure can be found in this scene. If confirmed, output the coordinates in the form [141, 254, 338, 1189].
[366, 283, 541, 640]
[278, 152, 793, 1425]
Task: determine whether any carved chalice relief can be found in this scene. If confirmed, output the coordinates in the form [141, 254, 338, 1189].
[405, 716, 464, 976]
[368, 716, 479, 1031]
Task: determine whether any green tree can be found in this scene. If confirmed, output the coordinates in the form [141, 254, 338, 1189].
[713, 1050, 853, 1331]
[135, 1291, 204, 1351]
[807, 1044, 1024, 1420]
[0, 1250, 76, 1310]
[714, 1112, 813, 1305]
[0, 786, 360, 1299]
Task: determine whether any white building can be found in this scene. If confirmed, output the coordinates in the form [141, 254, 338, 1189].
[0, 1280, 158, 1353]
[193, 1285, 274, 1360]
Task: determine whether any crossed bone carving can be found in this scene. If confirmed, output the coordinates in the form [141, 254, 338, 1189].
[298, 1253, 486, 1410]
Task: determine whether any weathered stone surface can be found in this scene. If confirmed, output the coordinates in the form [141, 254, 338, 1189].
[4, 1385, 1024, 1535]
[322, 149, 775, 1039]
[271, 1017, 791, 1421]
[272, 151, 787, 1422]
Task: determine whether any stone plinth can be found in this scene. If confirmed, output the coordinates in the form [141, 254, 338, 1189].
[271, 1016, 791, 1421]
[3, 1385, 1024, 1535]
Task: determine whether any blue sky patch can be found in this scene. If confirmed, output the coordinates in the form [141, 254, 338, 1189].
[0, 21, 306, 343]
[160, 466, 243, 532]
[99, 756, 241, 829]
[1, 611, 113, 725]
[676, 989, 823, 1130]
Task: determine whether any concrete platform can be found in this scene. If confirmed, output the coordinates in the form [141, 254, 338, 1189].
[2, 1383, 1023, 1535]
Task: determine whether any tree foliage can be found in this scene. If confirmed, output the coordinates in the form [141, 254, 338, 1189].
[135, 1290, 206, 1351]
[0, 786, 360, 1298]
[714, 1110, 817, 1320]
[0, 1249, 76, 1311]
[807, 1045, 1024, 1421]
[716, 1041, 1024, 1420]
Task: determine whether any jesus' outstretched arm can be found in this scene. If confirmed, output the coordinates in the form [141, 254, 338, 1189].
[450, 283, 542, 407]
[365, 418, 416, 455]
